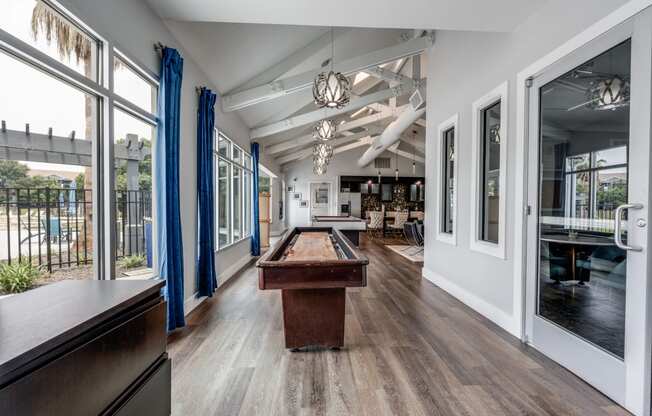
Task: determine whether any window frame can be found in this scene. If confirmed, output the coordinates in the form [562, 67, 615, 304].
[0, 0, 163, 280]
[469, 82, 508, 259]
[214, 131, 253, 251]
[435, 113, 459, 246]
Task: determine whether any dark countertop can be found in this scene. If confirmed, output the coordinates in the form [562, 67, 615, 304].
[0, 279, 164, 383]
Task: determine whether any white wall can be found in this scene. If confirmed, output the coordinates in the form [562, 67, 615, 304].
[58, 0, 268, 310]
[423, 0, 629, 335]
[283, 147, 424, 228]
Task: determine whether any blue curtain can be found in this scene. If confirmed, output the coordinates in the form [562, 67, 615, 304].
[251, 142, 261, 256]
[196, 88, 218, 297]
[156, 47, 185, 331]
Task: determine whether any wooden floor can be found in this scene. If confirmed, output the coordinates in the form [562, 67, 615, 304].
[168, 236, 629, 416]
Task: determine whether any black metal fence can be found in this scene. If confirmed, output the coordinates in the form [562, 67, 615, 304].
[0, 187, 151, 272]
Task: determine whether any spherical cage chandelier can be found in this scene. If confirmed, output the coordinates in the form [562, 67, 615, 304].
[313, 119, 336, 141]
[313, 70, 350, 109]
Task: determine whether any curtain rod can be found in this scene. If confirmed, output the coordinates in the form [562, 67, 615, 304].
[154, 43, 205, 95]
[154, 42, 165, 58]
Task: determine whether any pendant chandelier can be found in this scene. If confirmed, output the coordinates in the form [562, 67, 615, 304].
[313, 119, 336, 141]
[313, 163, 327, 175]
[313, 28, 350, 109]
[590, 75, 630, 110]
[313, 142, 333, 163]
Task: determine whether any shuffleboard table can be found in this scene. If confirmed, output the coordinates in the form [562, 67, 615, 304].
[310, 215, 367, 246]
[257, 227, 368, 350]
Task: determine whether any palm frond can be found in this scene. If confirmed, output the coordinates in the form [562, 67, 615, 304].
[31, 0, 92, 64]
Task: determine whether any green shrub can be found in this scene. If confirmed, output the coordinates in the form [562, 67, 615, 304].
[119, 255, 146, 269]
[0, 261, 42, 294]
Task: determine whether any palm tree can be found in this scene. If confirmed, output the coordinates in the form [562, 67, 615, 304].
[31, 1, 94, 258]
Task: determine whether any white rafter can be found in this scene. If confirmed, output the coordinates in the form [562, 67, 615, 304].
[223, 34, 433, 112]
[276, 135, 376, 165]
[265, 106, 404, 154]
[227, 29, 349, 94]
[251, 83, 421, 139]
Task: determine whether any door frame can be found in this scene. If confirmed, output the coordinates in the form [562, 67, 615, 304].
[308, 180, 334, 217]
[513, 2, 652, 414]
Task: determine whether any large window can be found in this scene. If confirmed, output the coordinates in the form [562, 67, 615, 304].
[215, 133, 253, 249]
[470, 82, 507, 258]
[0, 0, 159, 295]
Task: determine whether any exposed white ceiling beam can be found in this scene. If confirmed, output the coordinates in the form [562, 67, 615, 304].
[265, 105, 404, 153]
[365, 65, 416, 89]
[227, 30, 345, 94]
[387, 145, 425, 163]
[251, 84, 418, 138]
[399, 132, 425, 153]
[223, 34, 433, 112]
[277, 135, 376, 165]
[266, 121, 385, 155]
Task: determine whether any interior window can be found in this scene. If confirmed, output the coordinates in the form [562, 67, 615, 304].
[480, 101, 501, 243]
[442, 126, 455, 234]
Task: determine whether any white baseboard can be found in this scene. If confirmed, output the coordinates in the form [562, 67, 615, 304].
[183, 254, 255, 317]
[218, 254, 254, 288]
[422, 267, 520, 338]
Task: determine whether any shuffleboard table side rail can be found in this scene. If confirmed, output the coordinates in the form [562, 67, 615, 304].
[256, 227, 368, 269]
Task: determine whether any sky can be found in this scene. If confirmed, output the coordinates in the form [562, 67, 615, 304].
[0, 0, 154, 175]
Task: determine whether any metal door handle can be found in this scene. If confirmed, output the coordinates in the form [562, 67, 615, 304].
[614, 203, 643, 251]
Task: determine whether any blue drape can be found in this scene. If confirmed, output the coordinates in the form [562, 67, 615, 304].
[251, 142, 261, 256]
[196, 88, 218, 297]
[156, 47, 185, 331]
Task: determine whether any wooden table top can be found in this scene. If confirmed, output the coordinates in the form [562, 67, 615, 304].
[284, 232, 338, 262]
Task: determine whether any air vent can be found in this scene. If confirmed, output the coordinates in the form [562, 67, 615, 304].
[374, 157, 391, 169]
[409, 87, 426, 111]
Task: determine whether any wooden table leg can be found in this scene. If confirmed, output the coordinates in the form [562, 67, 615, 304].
[281, 288, 345, 349]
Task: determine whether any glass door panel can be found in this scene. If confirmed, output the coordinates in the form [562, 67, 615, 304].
[526, 9, 652, 412]
[537, 39, 631, 358]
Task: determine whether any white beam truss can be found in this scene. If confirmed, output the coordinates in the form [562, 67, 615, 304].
[265, 106, 403, 155]
[251, 83, 418, 138]
[227, 29, 349, 94]
[276, 134, 376, 165]
[223, 34, 433, 112]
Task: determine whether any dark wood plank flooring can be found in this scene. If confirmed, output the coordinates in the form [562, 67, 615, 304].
[168, 235, 629, 416]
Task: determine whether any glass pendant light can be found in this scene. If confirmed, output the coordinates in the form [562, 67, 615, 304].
[395, 151, 399, 181]
[312, 28, 350, 109]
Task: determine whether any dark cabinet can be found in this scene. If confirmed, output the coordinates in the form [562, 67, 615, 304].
[0, 280, 170, 416]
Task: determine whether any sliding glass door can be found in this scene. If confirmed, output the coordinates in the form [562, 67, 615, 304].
[525, 8, 652, 413]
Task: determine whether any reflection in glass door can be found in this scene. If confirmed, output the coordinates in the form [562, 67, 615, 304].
[526, 10, 652, 412]
[537, 40, 631, 358]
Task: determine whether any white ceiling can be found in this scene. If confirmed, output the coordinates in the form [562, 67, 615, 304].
[147, 0, 547, 32]
[164, 21, 413, 128]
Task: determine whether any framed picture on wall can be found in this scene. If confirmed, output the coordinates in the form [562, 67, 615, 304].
[292, 192, 302, 200]
[287, 185, 295, 193]
[299, 200, 309, 208]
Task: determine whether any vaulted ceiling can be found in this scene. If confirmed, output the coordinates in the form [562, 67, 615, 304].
[147, 0, 547, 168]
[147, 0, 547, 32]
